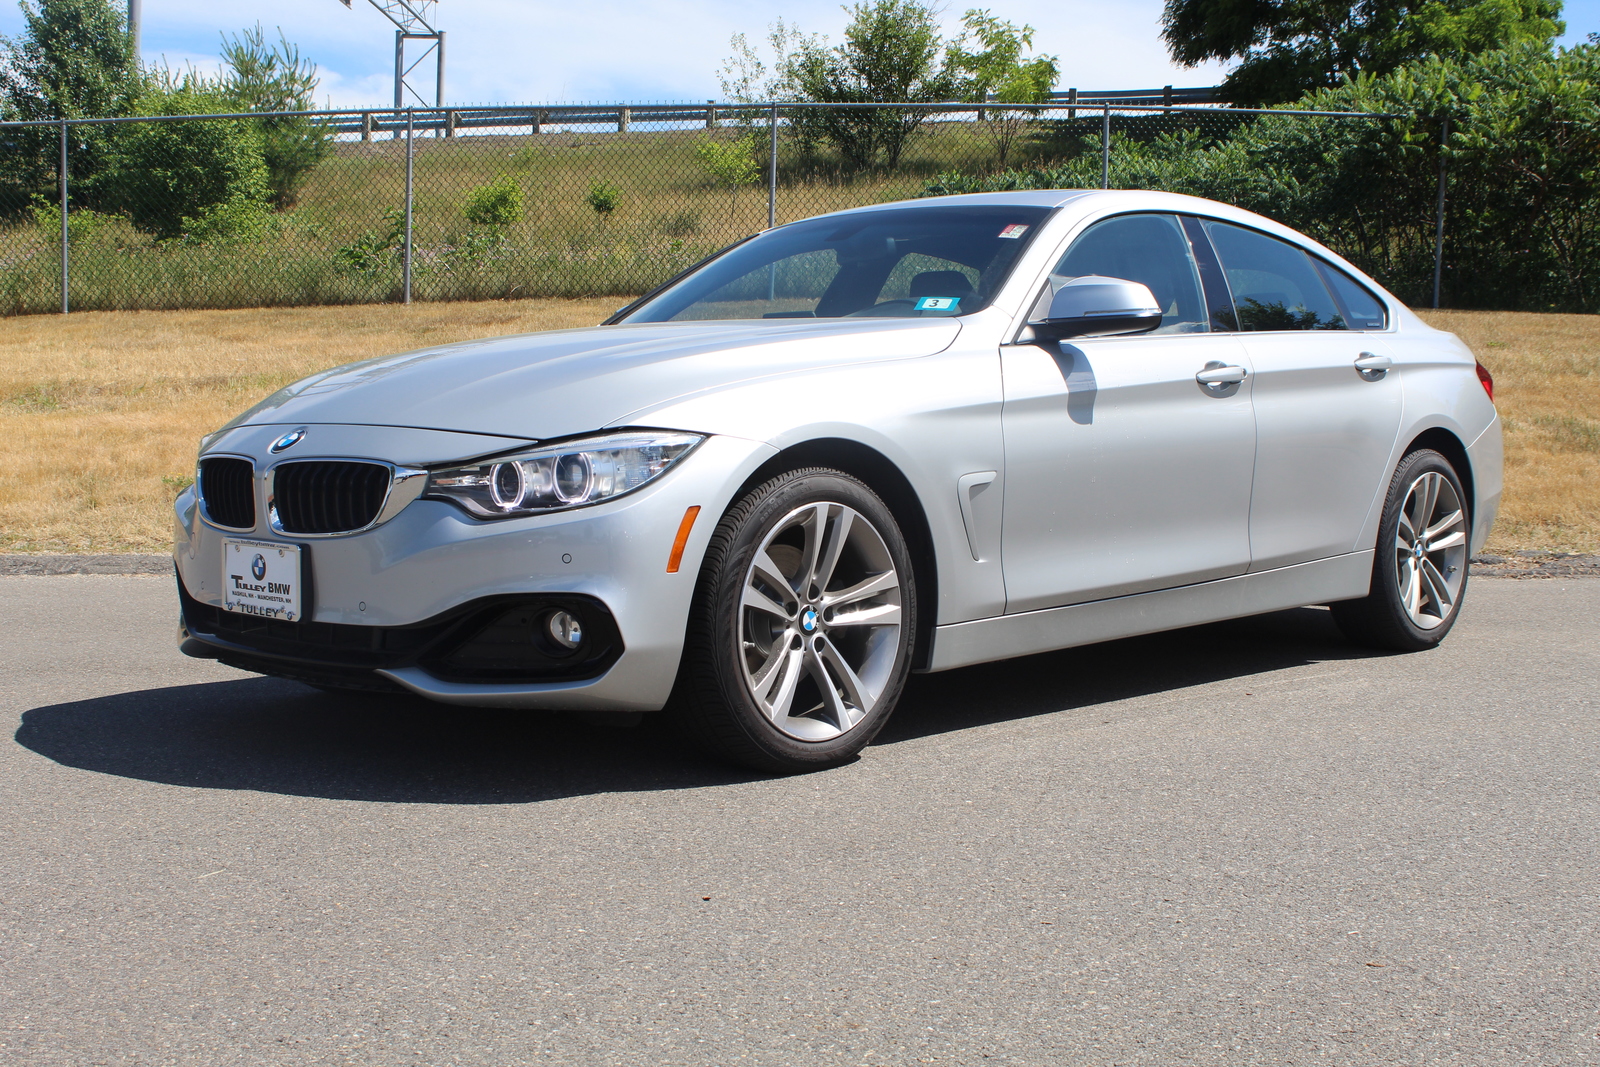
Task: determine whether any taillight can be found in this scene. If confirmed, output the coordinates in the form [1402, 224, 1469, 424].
[1475, 360, 1494, 402]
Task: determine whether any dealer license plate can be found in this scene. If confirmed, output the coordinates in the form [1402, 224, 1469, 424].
[222, 539, 304, 621]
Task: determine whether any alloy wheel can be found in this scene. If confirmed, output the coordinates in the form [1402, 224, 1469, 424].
[1393, 470, 1468, 630]
[738, 501, 903, 741]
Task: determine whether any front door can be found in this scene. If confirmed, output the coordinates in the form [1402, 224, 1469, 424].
[1000, 213, 1258, 612]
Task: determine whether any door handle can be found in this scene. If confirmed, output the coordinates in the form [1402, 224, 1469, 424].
[1195, 363, 1248, 387]
[1354, 352, 1392, 380]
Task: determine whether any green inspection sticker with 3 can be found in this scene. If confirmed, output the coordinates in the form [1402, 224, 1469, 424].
[222, 539, 303, 621]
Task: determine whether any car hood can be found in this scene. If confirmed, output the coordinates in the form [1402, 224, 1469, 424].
[226, 318, 962, 441]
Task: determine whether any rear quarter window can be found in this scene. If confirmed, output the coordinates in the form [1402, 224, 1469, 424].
[1317, 261, 1389, 330]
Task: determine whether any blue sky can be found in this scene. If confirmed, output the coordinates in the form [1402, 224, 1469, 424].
[1, 0, 1597, 108]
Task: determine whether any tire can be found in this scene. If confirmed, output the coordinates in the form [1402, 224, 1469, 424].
[675, 468, 918, 772]
[1331, 449, 1471, 651]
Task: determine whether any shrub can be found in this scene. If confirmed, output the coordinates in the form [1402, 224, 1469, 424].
[585, 180, 620, 217]
[462, 177, 523, 227]
[181, 197, 275, 244]
[90, 90, 270, 241]
[28, 195, 116, 242]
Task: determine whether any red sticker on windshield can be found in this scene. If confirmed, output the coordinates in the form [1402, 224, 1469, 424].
[998, 224, 1029, 239]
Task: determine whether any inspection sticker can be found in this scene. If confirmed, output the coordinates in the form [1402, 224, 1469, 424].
[222, 539, 303, 621]
[997, 223, 1030, 239]
[915, 296, 960, 311]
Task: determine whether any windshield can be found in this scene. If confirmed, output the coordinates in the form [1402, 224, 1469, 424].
[619, 204, 1053, 323]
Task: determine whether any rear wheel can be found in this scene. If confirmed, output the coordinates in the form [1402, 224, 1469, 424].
[675, 468, 916, 772]
[1331, 449, 1470, 651]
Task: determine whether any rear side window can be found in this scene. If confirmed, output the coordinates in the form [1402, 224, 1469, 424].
[1317, 260, 1389, 330]
[1202, 220, 1347, 332]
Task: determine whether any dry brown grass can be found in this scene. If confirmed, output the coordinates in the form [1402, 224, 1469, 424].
[1418, 310, 1600, 554]
[0, 303, 1593, 554]
[0, 298, 624, 552]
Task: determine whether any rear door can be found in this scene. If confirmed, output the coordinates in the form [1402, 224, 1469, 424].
[1197, 219, 1404, 571]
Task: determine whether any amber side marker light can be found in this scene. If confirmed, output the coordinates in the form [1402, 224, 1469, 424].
[667, 506, 702, 573]
[1476, 360, 1495, 402]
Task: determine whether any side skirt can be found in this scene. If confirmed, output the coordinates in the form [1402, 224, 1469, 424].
[926, 551, 1373, 673]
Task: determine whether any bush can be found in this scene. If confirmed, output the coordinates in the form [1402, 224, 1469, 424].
[181, 197, 275, 244]
[462, 177, 523, 226]
[28, 195, 115, 242]
[585, 180, 620, 217]
[90, 90, 270, 241]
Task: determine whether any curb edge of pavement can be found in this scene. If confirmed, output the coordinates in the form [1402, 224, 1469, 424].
[0, 554, 172, 576]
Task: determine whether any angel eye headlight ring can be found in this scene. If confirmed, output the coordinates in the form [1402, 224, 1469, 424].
[423, 430, 704, 520]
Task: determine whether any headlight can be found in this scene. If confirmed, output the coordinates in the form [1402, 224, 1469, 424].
[424, 431, 704, 518]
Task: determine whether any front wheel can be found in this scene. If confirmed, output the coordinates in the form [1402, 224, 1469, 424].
[1331, 448, 1471, 651]
[675, 468, 917, 772]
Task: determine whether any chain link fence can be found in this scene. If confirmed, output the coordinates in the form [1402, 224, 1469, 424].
[0, 101, 1456, 316]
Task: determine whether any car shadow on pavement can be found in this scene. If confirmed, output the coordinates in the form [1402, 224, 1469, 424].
[15, 605, 1386, 803]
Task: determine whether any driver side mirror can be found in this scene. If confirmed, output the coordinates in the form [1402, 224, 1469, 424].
[1028, 275, 1162, 341]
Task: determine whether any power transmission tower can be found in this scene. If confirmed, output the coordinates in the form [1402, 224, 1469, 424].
[338, 0, 446, 110]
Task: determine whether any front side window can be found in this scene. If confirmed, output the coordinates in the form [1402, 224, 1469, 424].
[1049, 213, 1209, 334]
[619, 205, 1052, 323]
[1202, 220, 1347, 331]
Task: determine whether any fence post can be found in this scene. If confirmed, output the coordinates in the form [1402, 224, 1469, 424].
[706, 101, 717, 129]
[767, 104, 779, 229]
[1432, 116, 1450, 310]
[59, 119, 68, 315]
[1101, 104, 1111, 189]
[618, 107, 630, 134]
[1067, 86, 1077, 120]
[403, 108, 414, 306]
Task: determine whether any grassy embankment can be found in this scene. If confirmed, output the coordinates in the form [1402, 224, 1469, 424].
[0, 303, 1594, 555]
[0, 124, 1013, 315]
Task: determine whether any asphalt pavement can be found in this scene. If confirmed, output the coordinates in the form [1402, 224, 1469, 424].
[2, 573, 1596, 1066]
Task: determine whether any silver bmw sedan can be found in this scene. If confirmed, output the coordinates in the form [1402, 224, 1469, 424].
[175, 190, 1502, 771]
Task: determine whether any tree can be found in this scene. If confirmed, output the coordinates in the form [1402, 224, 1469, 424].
[0, 0, 140, 121]
[1161, 0, 1565, 105]
[155, 25, 332, 208]
[215, 26, 332, 208]
[782, 0, 961, 170]
[695, 133, 762, 218]
[949, 9, 1058, 168]
[0, 0, 143, 201]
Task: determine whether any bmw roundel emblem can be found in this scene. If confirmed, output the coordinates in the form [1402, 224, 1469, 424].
[269, 428, 307, 453]
[251, 553, 267, 581]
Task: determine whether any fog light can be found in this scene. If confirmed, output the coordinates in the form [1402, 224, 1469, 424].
[546, 610, 583, 650]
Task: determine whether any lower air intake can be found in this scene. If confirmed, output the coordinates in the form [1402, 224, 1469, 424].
[272, 461, 391, 534]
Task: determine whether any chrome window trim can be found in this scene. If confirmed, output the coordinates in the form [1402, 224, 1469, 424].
[264, 456, 429, 539]
[195, 452, 259, 534]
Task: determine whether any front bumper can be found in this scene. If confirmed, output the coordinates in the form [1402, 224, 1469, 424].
[175, 432, 775, 710]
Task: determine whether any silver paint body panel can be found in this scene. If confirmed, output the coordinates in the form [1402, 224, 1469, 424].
[176, 190, 1502, 709]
